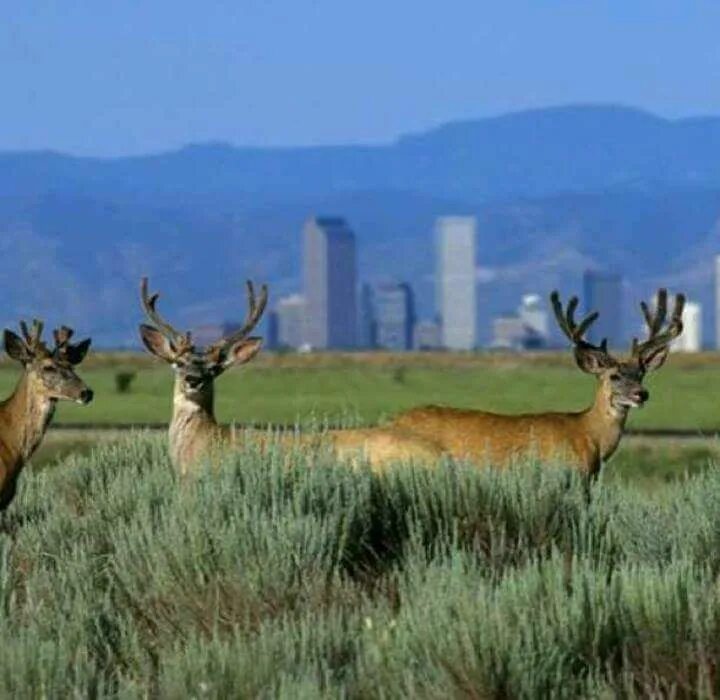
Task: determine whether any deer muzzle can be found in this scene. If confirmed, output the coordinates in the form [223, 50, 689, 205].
[78, 388, 94, 405]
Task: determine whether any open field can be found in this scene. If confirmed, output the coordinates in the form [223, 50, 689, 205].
[33, 429, 720, 489]
[7, 350, 719, 487]
[3, 435, 720, 696]
[1, 350, 718, 430]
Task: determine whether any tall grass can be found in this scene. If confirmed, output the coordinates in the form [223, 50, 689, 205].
[1, 434, 720, 696]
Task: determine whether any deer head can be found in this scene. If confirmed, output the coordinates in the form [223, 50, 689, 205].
[138, 277, 268, 401]
[3, 320, 93, 404]
[551, 288, 684, 411]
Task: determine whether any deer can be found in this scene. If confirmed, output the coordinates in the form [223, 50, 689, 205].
[138, 278, 442, 475]
[390, 289, 685, 478]
[0, 321, 93, 509]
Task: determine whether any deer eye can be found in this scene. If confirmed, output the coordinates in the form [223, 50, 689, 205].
[610, 373, 620, 381]
[42, 366, 58, 374]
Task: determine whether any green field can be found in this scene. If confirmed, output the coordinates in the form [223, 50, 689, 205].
[1, 351, 717, 430]
[3, 435, 720, 696]
[3, 350, 717, 484]
[3, 353, 720, 694]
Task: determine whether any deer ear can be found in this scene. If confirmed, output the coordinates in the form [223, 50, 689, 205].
[138, 325, 176, 362]
[225, 337, 263, 368]
[574, 347, 615, 375]
[4, 330, 31, 364]
[641, 345, 670, 373]
[65, 338, 91, 365]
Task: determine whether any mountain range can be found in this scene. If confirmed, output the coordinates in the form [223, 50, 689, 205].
[1, 104, 719, 346]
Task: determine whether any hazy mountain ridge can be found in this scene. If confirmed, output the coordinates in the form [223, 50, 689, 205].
[2, 105, 720, 346]
[5, 105, 720, 201]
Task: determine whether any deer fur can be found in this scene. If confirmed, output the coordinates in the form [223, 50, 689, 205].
[139, 278, 442, 475]
[391, 289, 685, 477]
[0, 321, 92, 509]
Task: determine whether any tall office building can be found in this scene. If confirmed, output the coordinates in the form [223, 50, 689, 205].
[303, 216, 357, 349]
[357, 283, 376, 349]
[672, 300, 701, 353]
[582, 271, 623, 347]
[276, 294, 306, 349]
[436, 216, 477, 350]
[264, 310, 279, 350]
[375, 282, 415, 351]
[518, 294, 549, 342]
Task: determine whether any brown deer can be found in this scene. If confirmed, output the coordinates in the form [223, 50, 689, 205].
[0, 321, 93, 509]
[138, 278, 442, 475]
[390, 289, 684, 477]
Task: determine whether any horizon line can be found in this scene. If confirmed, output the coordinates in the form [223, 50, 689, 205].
[2, 102, 718, 161]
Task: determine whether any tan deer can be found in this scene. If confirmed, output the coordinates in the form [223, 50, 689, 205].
[138, 278, 442, 475]
[0, 321, 93, 509]
[390, 289, 684, 477]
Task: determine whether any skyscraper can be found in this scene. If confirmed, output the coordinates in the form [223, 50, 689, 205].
[436, 216, 477, 350]
[357, 283, 376, 349]
[303, 216, 357, 349]
[264, 310, 279, 350]
[582, 271, 623, 347]
[672, 300, 701, 353]
[375, 282, 415, 351]
[518, 294, 549, 342]
[276, 294, 306, 349]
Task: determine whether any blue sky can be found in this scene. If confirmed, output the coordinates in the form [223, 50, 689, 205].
[2, 0, 719, 155]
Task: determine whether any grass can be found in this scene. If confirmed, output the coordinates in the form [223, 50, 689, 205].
[4, 434, 720, 696]
[0, 350, 718, 430]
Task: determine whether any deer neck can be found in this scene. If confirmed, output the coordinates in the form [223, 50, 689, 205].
[169, 377, 222, 470]
[581, 381, 629, 462]
[0, 372, 56, 469]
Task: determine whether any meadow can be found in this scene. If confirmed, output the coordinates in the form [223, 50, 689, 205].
[1, 350, 716, 430]
[6, 350, 716, 485]
[3, 434, 720, 697]
[1, 352, 720, 695]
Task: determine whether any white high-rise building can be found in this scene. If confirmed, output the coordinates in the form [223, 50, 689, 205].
[276, 294, 306, 349]
[673, 300, 702, 353]
[518, 294, 549, 340]
[436, 216, 477, 350]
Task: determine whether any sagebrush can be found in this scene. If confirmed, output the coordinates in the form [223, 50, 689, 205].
[1, 434, 720, 697]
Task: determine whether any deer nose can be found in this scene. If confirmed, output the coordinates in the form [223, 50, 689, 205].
[79, 388, 94, 405]
[638, 389, 649, 403]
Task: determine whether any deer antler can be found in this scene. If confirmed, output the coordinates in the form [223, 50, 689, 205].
[631, 288, 685, 361]
[550, 291, 608, 353]
[51, 325, 74, 359]
[205, 280, 268, 361]
[140, 277, 193, 355]
[18, 319, 49, 356]
[52, 326, 73, 348]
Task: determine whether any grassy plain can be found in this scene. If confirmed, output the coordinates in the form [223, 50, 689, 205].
[0, 350, 716, 430]
[2, 435, 720, 696]
[2, 349, 714, 483]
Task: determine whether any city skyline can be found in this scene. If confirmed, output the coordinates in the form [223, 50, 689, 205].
[266, 213, 713, 353]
